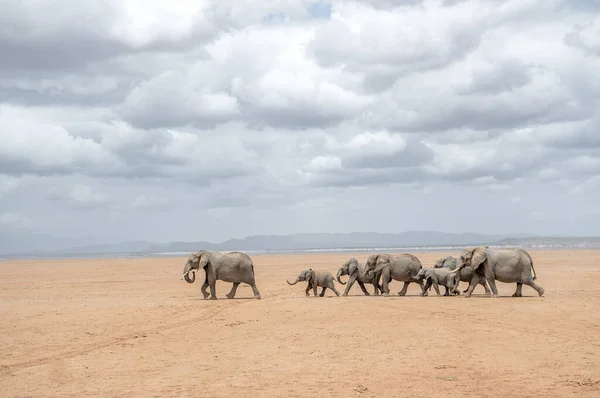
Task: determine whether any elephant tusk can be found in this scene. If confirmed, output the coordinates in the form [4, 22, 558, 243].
[181, 271, 190, 279]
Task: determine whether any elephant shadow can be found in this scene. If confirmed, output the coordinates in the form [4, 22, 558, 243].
[188, 296, 257, 301]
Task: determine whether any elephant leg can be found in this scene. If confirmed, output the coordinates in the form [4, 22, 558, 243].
[330, 283, 340, 297]
[313, 282, 318, 297]
[208, 282, 217, 300]
[480, 279, 491, 295]
[305, 283, 312, 296]
[422, 278, 432, 296]
[523, 278, 545, 297]
[248, 280, 261, 299]
[357, 281, 370, 296]
[319, 287, 327, 297]
[444, 285, 450, 296]
[374, 273, 383, 295]
[201, 273, 210, 299]
[398, 281, 410, 296]
[416, 279, 426, 296]
[484, 271, 499, 297]
[343, 276, 357, 296]
[381, 271, 391, 296]
[452, 275, 461, 294]
[226, 282, 240, 299]
[463, 273, 483, 298]
[512, 282, 523, 297]
[432, 280, 441, 296]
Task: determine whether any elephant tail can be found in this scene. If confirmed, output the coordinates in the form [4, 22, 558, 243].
[525, 251, 537, 280]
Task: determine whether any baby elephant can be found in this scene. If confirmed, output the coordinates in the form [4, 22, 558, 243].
[414, 268, 459, 297]
[286, 268, 340, 297]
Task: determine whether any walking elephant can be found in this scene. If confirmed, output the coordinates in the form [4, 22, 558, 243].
[414, 267, 459, 296]
[181, 250, 261, 300]
[362, 253, 425, 296]
[449, 246, 545, 298]
[336, 258, 383, 296]
[433, 255, 490, 295]
[287, 268, 340, 297]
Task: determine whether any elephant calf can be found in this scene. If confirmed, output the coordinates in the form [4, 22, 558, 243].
[287, 268, 340, 297]
[414, 268, 459, 297]
[434, 255, 490, 295]
[336, 258, 383, 296]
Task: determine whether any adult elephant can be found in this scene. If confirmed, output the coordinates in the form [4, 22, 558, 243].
[434, 255, 490, 295]
[336, 258, 383, 296]
[181, 250, 261, 300]
[362, 253, 425, 296]
[449, 246, 544, 298]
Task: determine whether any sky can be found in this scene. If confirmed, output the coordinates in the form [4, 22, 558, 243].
[1, 0, 600, 245]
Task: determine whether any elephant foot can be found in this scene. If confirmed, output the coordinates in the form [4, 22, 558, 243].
[383, 292, 390, 297]
[209, 296, 218, 300]
[254, 294, 261, 300]
[342, 293, 348, 297]
[398, 292, 407, 296]
[538, 287, 545, 297]
[512, 292, 521, 297]
[364, 292, 370, 296]
[202, 292, 210, 299]
[491, 294, 499, 298]
[421, 291, 428, 297]
[226, 293, 235, 299]
[464, 292, 472, 298]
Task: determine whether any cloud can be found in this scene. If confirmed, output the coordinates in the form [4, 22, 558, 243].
[1, 0, 600, 245]
[0, 211, 32, 228]
[131, 195, 170, 211]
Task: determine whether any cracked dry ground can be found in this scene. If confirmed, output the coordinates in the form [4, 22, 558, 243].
[1, 250, 600, 397]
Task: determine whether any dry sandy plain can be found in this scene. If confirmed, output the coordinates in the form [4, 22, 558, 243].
[1, 250, 600, 397]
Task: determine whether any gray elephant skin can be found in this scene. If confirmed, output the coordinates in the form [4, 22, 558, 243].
[414, 268, 459, 296]
[362, 253, 425, 296]
[182, 250, 261, 300]
[434, 256, 491, 295]
[336, 258, 383, 296]
[450, 246, 545, 298]
[287, 268, 340, 297]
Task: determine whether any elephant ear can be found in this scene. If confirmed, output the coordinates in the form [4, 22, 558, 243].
[198, 252, 210, 269]
[471, 248, 487, 271]
[307, 269, 315, 284]
[373, 255, 390, 273]
[348, 259, 358, 276]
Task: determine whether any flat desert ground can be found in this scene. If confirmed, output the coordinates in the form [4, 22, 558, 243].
[2, 250, 600, 397]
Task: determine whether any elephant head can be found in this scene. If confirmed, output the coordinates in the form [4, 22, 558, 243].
[181, 250, 210, 283]
[362, 254, 390, 276]
[336, 258, 360, 285]
[452, 247, 487, 275]
[414, 268, 431, 281]
[435, 256, 457, 270]
[287, 269, 315, 286]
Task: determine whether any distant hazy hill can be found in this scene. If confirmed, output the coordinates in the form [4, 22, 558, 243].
[145, 231, 534, 253]
[494, 236, 600, 248]
[3, 231, 599, 258]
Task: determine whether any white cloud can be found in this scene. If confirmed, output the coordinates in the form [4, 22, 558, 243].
[1, 0, 600, 244]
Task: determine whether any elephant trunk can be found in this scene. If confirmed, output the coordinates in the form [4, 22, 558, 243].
[336, 269, 347, 285]
[184, 270, 195, 283]
[287, 277, 299, 285]
[182, 262, 196, 283]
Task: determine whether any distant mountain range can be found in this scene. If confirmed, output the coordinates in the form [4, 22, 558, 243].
[2, 231, 600, 259]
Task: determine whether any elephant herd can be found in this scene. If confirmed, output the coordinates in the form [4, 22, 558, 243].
[181, 246, 545, 300]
